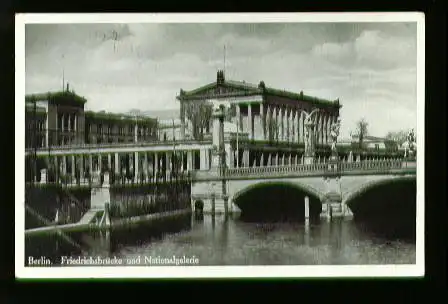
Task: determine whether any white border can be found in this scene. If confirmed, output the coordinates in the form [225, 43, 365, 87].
[15, 13, 425, 279]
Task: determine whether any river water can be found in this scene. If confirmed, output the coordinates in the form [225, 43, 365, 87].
[26, 213, 416, 266]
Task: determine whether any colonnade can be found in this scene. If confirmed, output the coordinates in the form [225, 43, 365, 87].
[56, 112, 78, 146]
[36, 149, 202, 185]
[179, 101, 339, 144]
[233, 102, 338, 144]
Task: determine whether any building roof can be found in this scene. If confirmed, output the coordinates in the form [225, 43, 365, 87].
[177, 70, 341, 108]
[351, 135, 393, 142]
[25, 90, 87, 105]
[85, 110, 158, 124]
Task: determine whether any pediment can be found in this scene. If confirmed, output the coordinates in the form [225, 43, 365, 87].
[180, 82, 261, 100]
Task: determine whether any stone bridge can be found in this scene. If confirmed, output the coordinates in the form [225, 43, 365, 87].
[190, 159, 417, 219]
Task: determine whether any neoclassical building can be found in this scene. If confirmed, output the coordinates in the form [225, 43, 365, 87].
[177, 71, 342, 169]
[25, 85, 159, 183]
[25, 84, 158, 149]
[177, 70, 341, 145]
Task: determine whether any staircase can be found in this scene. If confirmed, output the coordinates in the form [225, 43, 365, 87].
[78, 209, 100, 225]
[78, 171, 110, 225]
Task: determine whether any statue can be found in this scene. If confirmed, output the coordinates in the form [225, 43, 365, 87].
[302, 109, 319, 156]
[330, 118, 341, 153]
[404, 128, 416, 158]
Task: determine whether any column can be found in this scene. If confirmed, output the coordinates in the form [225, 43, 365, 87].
[289, 108, 293, 142]
[134, 123, 138, 143]
[248, 103, 253, 140]
[294, 109, 298, 143]
[266, 105, 271, 140]
[67, 114, 71, 146]
[273, 106, 278, 141]
[115, 153, 119, 174]
[322, 114, 326, 145]
[61, 114, 65, 145]
[289, 109, 294, 143]
[144, 152, 148, 181]
[283, 107, 287, 142]
[80, 155, 84, 183]
[301, 111, 305, 143]
[108, 154, 112, 173]
[73, 114, 77, 144]
[89, 154, 93, 177]
[62, 156, 67, 175]
[186, 151, 191, 171]
[71, 155, 75, 183]
[260, 102, 265, 140]
[134, 151, 139, 182]
[180, 151, 185, 171]
[326, 114, 331, 145]
[236, 104, 241, 132]
[320, 114, 324, 145]
[154, 152, 159, 178]
[287, 108, 291, 143]
[226, 145, 232, 168]
[98, 154, 102, 173]
[279, 107, 283, 141]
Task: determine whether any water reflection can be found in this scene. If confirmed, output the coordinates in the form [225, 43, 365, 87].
[25, 213, 416, 266]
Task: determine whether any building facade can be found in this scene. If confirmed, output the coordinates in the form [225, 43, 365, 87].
[25, 85, 158, 149]
[177, 70, 341, 144]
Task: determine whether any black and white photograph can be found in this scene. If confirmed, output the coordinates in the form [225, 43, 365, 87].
[16, 13, 424, 278]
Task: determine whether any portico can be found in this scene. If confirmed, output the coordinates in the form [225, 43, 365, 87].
[177, 70, 341, 147]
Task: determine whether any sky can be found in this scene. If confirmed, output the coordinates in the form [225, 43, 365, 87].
[25, 22, 418, 139]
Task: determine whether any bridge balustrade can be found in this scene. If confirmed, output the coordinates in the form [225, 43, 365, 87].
[25, 138, 211, 153]
[225, 159, 406, 178]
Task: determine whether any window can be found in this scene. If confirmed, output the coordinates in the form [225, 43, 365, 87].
[375, 144, 380, 150]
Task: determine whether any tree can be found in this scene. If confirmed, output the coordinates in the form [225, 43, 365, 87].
[353, 118, 368, 148]
[385, 130, 408, 145]
[184, 101, 213, 140]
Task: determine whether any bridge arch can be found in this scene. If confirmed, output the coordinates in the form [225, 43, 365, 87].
[344, 175, 416, 209]
[343, 175, 416, 240]
[232, 181, 323, 221]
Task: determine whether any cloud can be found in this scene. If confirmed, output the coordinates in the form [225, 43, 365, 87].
[24, 22, 418, 138]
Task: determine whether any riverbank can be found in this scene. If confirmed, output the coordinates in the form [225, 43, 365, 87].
[25, 208, 192, 237]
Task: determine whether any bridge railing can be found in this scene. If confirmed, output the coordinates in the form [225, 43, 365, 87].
[225, 163, 328, 177]
[224, 159, 408, 178]
[338, 159, 404, 172]
[25, 138, 212, 153]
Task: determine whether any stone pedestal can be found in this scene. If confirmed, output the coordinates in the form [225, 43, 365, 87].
[40, 169, 47, 184]
[91, 172, 111, 210]
[303, 155, 315, 165]
[327, 154, 339, 171]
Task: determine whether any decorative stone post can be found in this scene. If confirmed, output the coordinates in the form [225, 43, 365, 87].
[40, 169, 47, 184]
[303, 109, 319, 165]
[326, 118, 341, 173]
[210, 104, 225, 174]
[210, 104, 229, 215]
